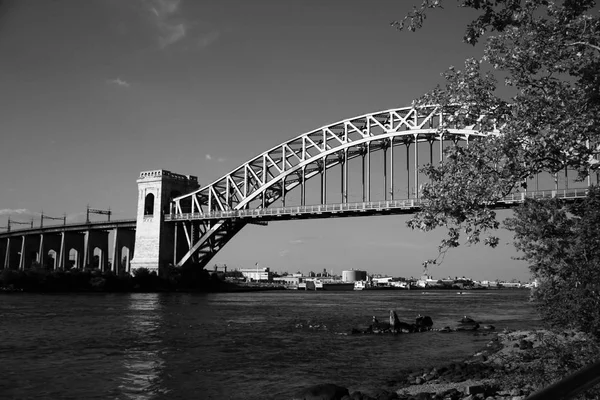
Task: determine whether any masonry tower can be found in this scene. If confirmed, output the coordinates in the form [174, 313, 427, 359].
[130, 170, 198, 273]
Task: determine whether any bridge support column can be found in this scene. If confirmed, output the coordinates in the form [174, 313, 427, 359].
[19, 234, 40, 270]
[38, 233, 61, 270]
[112, 227, 135, 275]
[4, 237, 21, 269]
[414, 134, 419, 199]
[84, 230, 109, 271]
[0, 238, 6, 270]
[58, 232, 84, 269]
[130, 170, 198, 274]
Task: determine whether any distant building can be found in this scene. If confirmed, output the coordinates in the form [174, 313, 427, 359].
[239, 267, 272, 282]
[273, 276, 301, 286]
[416, 273, 439, 288]
[499, 281, 522, 288]
[342, 270, 367, 282]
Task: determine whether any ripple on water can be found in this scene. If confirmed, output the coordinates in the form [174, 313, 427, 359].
[1, 290, 538, 400]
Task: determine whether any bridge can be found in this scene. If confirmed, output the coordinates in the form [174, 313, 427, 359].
[0, 105, 595, 273]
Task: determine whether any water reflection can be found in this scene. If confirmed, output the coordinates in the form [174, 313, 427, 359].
[119, 293, 167, 400]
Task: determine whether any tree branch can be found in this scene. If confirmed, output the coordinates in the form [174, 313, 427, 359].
[567, 42, 600, 53]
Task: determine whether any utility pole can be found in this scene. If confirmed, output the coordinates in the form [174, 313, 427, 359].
[87, 205, 112, 223]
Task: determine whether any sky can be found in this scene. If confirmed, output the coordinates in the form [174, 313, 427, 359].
[0, 0, 535, 281]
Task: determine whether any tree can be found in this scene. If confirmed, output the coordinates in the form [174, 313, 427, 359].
[393, 1, 600, 332]
[391, 0, 599, 255]
[505, 187, 600, 336]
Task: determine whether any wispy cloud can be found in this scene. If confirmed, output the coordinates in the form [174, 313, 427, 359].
[279, 249, 290, 257]
[107, 78, 130, 88]
[143, 0, 220, 50]
[205, 154, 212, 160]
[159, 21, 186, 48]
[198, 30, 220, 48]
[0, 208, 30, 216]
[217, 157, 226, 162]
[145, 0, 187, 48]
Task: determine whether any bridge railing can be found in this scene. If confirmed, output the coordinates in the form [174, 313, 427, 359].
[166, 199, 421, 222]
[499, 188, 589, 203]
[165, 188, 590, 222]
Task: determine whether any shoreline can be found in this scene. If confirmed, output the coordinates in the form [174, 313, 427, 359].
[392, 328, 599, 399]
[295, 329, 600, 400]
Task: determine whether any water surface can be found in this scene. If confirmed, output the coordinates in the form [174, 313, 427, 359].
[0, 290, 539, 399]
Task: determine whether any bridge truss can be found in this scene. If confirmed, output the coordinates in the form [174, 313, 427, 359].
[168, 105, 495, 268]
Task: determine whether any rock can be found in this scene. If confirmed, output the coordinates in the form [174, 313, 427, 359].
[390, 310, 416, 333]
[518, 339, 533, 350]
[293, 383, 350, 400]
[459, 315, 476, 324]
[415, 315, 434, 331]
[456, 323, 479, 331]
[464, 385, 486, 395]
[371, 389, 399, 399]
[480, 325, 495, 331]
[345, 391, 374, 400]
[412, 393, 431, 400]
[372, 321, 392, 333]
[509, 388, 522, 396]
[423, 372, 436, 382]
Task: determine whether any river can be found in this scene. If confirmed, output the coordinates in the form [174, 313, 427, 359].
[0, 289, 539, 399]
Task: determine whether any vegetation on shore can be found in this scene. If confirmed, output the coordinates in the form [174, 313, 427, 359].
[389, 0, 600, 397]
[0, 265, 273, 293]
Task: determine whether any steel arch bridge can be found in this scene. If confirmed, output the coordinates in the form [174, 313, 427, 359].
[167, 105, 498, 269]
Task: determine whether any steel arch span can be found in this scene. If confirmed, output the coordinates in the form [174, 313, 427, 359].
[169, 105, 493, 268]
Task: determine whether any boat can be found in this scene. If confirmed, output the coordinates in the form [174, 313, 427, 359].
[321, 282, 355, 291]
[297, 279, 323, 290]
[353, 280, 399, 290]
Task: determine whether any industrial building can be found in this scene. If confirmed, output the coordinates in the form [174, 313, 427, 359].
[341, 269, 367, 282]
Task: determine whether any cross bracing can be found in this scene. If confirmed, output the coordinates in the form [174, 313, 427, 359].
[169, 105, 494, 268]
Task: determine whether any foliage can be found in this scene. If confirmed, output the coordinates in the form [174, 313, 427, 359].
[392, 0, 600, 261]
[0, 265, 227, 293]
[505, 186, 600, 337]
[492, 330, 600, 398]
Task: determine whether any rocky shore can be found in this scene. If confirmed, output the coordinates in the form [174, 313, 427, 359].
[293, 329, 600, 400]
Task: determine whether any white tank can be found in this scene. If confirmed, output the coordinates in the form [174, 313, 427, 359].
[342, 270, 367, 282]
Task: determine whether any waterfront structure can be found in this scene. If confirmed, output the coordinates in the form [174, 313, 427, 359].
[342, 270, 367, 282]
[0, 219, 135, 273]
[239, 267, 272, 282]
[129, 170, 199, 272]
[0, 105, 595, 273]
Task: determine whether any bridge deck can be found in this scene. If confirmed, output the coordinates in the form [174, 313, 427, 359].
[165, 188, 589, 222]
[0, 219, 136, 238]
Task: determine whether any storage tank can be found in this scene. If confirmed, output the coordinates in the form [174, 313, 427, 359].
[342, 270, 367, 282]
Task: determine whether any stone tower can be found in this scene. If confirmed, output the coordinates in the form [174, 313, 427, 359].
[130, 170, 198, 273]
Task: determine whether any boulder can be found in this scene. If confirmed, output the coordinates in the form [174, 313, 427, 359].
[343, 391, 375, 400]
[415, 315, 434, 331]
[293, 384, 350, 400]
[456, 323, 480, 331]
[370, 389, 399, 399]
[372, 321, 392, 333]
[459, 315, 477, 324]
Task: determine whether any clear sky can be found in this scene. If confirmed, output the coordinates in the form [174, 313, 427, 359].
[0, 0, 534, 281]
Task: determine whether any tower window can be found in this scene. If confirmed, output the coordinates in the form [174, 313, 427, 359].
[144, 193, 155, 215]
